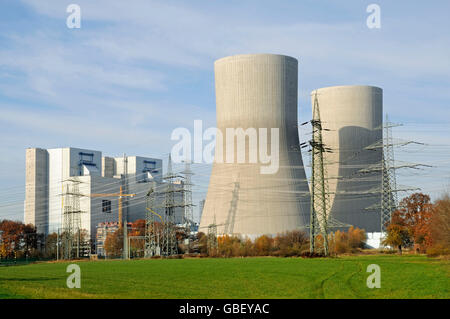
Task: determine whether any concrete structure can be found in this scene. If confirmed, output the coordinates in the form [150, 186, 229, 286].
[200, 54, 311, 237]
[312, 85, 382, 232]
[24, 148, 49, 234]
[24, 147, 174, 243]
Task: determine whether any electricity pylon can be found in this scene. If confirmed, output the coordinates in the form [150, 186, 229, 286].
[145, 182, 161, 257]
[308, 92, 332, 256]
[61, 179, 84, 260]
[224, 178, 240, 235]
[207, 215, 218, 254]
[145, 155, 180, 257]
[182, 161, 194, 253]
[363, 115, 429, 235]
[381, 115, 399, 233]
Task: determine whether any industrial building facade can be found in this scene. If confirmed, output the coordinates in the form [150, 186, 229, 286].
[24, 147, 184, 243]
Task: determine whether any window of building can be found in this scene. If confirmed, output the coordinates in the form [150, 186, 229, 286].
[102, 200, 111, 214]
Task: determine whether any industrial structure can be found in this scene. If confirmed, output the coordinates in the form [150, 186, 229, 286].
[311, 85, 383, 234]
[199, 54, 311, 238]
[24, 147, 185, 253]
[23, 55, 415, 255]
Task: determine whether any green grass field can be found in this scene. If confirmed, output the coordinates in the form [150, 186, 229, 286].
[0, 255, 448, 299]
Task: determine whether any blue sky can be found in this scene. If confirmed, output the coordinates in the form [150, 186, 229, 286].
[1, 0, 449, 221]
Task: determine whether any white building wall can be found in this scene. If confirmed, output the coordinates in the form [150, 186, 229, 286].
[114, 156, 162, 183]
[48, 148, 63, 233]
[26, 146, 164, 240]
[47, 147, 102, 234]
[24, 148, 48, 234]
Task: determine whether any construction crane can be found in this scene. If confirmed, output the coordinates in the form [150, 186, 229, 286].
[90, 186, 136, 259]
[90, 186, 136, 228]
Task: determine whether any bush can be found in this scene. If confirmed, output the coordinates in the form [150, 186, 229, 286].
[426, 244, 450, 257]
[328, 227, 366, 255]
[300, 251, 325, 258]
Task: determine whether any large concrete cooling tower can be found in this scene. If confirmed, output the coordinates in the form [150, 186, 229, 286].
[312, 85, 382, 232]
[199, 54, 311, 238]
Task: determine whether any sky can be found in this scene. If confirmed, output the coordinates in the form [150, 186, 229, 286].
[1, 0, 449, 221]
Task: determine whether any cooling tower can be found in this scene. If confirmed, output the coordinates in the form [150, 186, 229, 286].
[312, 85, 382, 232]
[200, 54, 311, 238]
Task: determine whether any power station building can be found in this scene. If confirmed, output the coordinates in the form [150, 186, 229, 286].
[24, 147, 184, 243]
[199, 54, 311, 238]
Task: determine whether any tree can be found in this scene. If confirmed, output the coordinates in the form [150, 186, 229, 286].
[0, 220, 40, 258]
[430, 195, 450, 247]
[384, 193, 433, 252]
[254, 235, 273, 256]
[45, 233, 58, 258]
[400, 193, 433, 249]
[104, 228, 123, 258]
[383, 210, 412, 254]
[129, 219, 145, 256]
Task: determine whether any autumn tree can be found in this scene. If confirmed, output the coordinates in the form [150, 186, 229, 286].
[104, 228, 123, 258]
[383, 210, 412, 254]
[428, 194, 450, 255]
[254, 235, 273, 256]
[384, 193, 433, 252]
[129, 219, 145, 256]
[328, 227, 366, 255]
[0, 220, 41, 258]
[273, 230, 308, 256]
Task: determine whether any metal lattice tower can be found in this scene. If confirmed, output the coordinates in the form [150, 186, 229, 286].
[161, 155, 178, 256]
[122, 154, 129, 259]
[362, 115, 429, 236]
[145, 182, 161, 257]
[207, 215, 218, 254]
[309, 92, 331, 255]
[381, 115, 399, 233]
[224, 179, 240, 235]
[182, 161, 194, 253]
[61, 180, 84, 260]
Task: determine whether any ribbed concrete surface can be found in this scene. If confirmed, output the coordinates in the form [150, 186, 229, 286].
[312, 85, 382, 232]
[200, 54, 311, 237]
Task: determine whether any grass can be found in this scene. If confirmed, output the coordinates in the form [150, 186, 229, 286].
[0, 255, 449, 299]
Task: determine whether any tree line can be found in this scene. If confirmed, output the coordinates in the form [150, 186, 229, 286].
[383, 192, 450, 256]
[1, 192, 448, 260]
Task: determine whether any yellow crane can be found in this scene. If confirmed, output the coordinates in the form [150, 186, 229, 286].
[90, 186, 136, 228]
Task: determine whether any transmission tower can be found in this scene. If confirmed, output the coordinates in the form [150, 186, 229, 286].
[224, 179, 240, 235]
[145, 155, 198, 257]
[61, 179, 85, 260]
[308, 92, 332, 256]
[207, 215, 218, 254]
[182, 161, 194, 253]
[363, 115, 429, 236]
[122, 154, 129, 259]
[159, 154, 178, 256]
[145, 182, 161, 257]
[381, 114, 399, 233]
